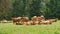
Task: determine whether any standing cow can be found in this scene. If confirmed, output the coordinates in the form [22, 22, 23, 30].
[12, 17, 23, 25]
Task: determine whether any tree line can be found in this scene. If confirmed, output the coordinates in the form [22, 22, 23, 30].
[0, 0, 60, 20]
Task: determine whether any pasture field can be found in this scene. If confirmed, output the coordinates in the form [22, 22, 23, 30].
[0, 20, 60, 34]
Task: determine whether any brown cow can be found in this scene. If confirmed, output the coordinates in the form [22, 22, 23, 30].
[38, 15, 45, 24]
[12, 17, 23, 25]
[22, 16, 30, 25]
[39, 18, 58, 24]
[32, 16, 38, 21]
[16, 21, 23, 25]
[46, 18, 58, 23]
[50, 18, 58, 22]
[38, 15, 45, 21]
[31, 16, 39, 25]
[12, 18, 18, 23]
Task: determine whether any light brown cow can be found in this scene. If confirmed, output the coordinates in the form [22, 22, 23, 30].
[46, 18, 58, 23]
[38, 15, 45, 21]
[50, 18, 58, 22]
[38, 15, 45, 24]
[39, 18, 58, 24]
[16, 21, 23, 25]
[32, 16, 38, 21]
[1, 19, 8, 23]
[31, 16, 39, 25]
[22, 16, 30, 25]
[39, 20, 51, 24]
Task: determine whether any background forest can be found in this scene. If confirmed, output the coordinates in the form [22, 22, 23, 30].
[0, 0, 60, 20]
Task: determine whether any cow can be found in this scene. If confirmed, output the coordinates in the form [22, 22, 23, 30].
[46, 18, 58, 23]
[22, 16, 30, 25]
[1, 19, 8, 23]
[38, 15, 45, 24]
[12, 17, 23, 25]
[16, 21, 23, 25]
[12, 18, 18, 23]
[31, 16, 38, 21]
[39, 18, 58, 24]
[38, 15, 45, 21]
[31, 16, 39, 25]
[50, 18, 58, 22]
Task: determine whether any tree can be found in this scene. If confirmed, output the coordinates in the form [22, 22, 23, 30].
[0, 0, 12, 20]
[29, 0, 41, 17]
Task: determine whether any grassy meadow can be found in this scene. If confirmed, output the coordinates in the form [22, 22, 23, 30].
[0, 20, 60, 34]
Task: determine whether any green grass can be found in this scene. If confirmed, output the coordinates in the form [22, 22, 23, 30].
[0, 20, 60, 34]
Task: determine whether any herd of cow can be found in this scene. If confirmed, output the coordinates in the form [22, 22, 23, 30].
[0, 15, 58, 25]
[11, 15, 58, 25]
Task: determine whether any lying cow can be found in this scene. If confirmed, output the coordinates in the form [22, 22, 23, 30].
[22, 16, 30, 25]
[38, 15, 45, 21]
[38, 15, 45, 24]
[1, 19, 8, 23]
[39, 20, 51, 24]
[31, 16, 39, 25]
[39, 18, 58, 24]
[48, 18, 58, 22]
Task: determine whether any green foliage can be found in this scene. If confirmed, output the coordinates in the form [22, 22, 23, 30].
[0, 0, 13, 20]
[0, 0, 60, 20]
